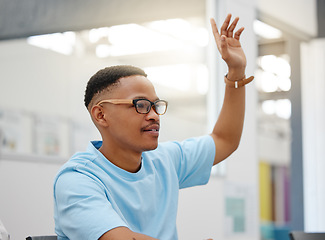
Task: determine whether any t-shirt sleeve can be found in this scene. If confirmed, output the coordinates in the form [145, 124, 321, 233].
[54, 170, 128, 240]
[161, 135, 215, 189]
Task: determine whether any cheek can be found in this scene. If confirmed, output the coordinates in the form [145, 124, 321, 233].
[110, 113, 142, 134]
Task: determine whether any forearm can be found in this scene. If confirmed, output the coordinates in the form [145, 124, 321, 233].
[210, 69, 246, 163]
[99, 226, 159, 240]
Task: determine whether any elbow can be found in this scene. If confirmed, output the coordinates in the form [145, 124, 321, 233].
[227, 141, 240, 157]
[230, 137, 242, 153]
[226, 134, 243, 156]
[232, 139, 241, 152]
[211, 133, 242, 164]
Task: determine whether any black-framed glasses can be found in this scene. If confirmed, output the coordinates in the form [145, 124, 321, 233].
[96, 98, 168, 115]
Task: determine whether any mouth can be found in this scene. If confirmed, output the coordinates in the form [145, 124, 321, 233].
[141, 123, 160, 134]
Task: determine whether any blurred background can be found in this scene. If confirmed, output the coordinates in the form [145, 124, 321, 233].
[0, 0, 324, 239]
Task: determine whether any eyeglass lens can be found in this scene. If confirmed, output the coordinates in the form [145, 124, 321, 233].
[135, 99, 167, 115]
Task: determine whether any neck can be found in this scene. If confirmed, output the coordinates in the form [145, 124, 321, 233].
[98, 141, 142, 173]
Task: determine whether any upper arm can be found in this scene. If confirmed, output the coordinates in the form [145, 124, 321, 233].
[210, 132, 238, 165]
[99, 227, 159, 240]
[163, 136, 215, 188]
[54, 171, 127, 239]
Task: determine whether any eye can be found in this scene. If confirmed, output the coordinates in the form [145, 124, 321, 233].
[154, 101, 167, 114]
[135, 100, 151, 112]
[136, 101, 146, 109]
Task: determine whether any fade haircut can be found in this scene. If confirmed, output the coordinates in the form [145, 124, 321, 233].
[84, 65, 147, 109]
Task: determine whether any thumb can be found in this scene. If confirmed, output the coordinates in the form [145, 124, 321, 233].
[219, 35, 229, 59]
[220, 35, 227, 48]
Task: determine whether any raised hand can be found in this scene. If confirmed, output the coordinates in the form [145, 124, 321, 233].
[210, 14, 247, 78]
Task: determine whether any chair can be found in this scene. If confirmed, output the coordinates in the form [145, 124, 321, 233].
[26, 236, 57, 240]
[289, 231, 325, 240]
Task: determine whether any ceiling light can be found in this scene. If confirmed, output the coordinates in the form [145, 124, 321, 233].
[27, 32, 75, 55]
[262, 100, 276, 115]
[254, 20, 283, 39]
[276, 99, 291, 119]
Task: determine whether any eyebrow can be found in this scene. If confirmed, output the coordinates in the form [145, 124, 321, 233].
[133, 96, 160, 101]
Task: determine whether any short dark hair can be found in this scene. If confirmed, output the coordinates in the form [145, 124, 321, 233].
[84, 65, 147, 109]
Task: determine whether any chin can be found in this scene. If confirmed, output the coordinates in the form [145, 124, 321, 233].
[143, 142, 159, 151]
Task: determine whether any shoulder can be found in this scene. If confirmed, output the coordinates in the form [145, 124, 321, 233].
[54, 142, 102, 188]
[55, 151, 95, 176]
[143, 135, 215, 166]
[154, 135, 214, 155]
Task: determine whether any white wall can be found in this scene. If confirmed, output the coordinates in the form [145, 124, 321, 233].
[0, 159, 61, 238]
[301, 39, 325, 232]
[257, 0, 317, 37]
[0, 39, 116, 120]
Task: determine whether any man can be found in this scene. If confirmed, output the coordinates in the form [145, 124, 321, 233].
[53, 14, 253, 240]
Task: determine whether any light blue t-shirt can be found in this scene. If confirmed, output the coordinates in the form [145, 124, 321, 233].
[54, 135, 215, 240]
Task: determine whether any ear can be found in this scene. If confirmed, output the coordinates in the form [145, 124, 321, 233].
[91, 105, 109, 127]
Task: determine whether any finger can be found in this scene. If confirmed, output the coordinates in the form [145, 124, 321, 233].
[227, 17, 239, 38]
[234, 27, 245, 40]
[210, 18, 220, 40]
[210, 18, 220, 43]
[220, 13, 232, 36]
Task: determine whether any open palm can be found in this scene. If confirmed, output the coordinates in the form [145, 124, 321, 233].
[210, 14, 247, 70]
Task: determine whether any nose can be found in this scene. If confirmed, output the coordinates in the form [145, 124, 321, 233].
[145, 106, 159, 121]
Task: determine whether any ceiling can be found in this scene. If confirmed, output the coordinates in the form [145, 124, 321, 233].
[1, 0, 323, 41]
[0, 0, 206, 40]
